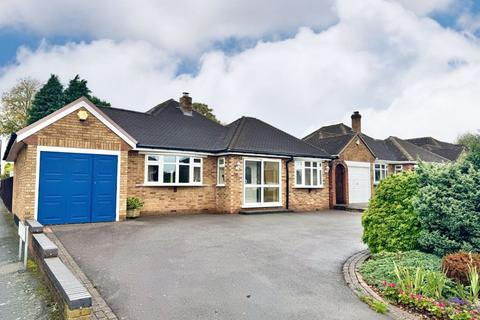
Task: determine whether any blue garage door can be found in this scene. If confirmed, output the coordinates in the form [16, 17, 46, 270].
[38, 151, 118, 225]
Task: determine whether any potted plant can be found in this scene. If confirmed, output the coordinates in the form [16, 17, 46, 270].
[126, 197, 144, 218]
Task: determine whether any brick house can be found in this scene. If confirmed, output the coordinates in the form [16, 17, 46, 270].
[3, 95, 332, 225]
[303, 111, 462, 208]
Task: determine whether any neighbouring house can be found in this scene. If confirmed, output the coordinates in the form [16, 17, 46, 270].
[405, 137, 465, 161]
[303, 111, 461, 208]
[2, 94, 332, 225]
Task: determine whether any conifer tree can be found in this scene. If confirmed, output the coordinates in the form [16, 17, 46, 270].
[27, 74, 65, 125]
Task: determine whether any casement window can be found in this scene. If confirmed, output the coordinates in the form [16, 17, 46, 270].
[394, 165, 403, 173]
[374, 163, 388, 184]
[217, 157, 225, 186]
[295, 160, 323, 188]
[145, 155, 202, 185]
[243, 159, 281, 207]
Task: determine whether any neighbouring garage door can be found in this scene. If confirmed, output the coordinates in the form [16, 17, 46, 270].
[346, 161, 371, 204]
[38, 151, 118, 225]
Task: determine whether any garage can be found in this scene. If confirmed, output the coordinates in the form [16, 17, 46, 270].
[345, 161, 371, 204]
[37, 150, 119, 225]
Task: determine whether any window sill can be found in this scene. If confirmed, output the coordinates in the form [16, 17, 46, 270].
[242, 203, 282, 208]
[216, 184, 225, 187]
[294, 185, 324, 189]
[137, 183, 205, 187]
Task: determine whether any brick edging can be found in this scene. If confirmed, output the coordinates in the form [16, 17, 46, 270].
[342, 249, 421, 320]
[45, 229, 118, 320]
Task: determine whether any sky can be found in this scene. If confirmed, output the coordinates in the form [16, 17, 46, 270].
[1, 0, 480, 143]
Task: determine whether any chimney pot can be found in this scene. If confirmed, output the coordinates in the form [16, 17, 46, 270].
[179, 92, 193, 115]
[351, 111, 361, 133]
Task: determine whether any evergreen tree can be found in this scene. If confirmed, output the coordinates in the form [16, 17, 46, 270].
[64, 75, 90, 103]
[64, 75, 110, 107]
[192, 103, 220, 123]
[27, 74, 65, 125]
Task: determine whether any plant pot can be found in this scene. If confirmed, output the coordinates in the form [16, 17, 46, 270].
[126, 208, 140, 219]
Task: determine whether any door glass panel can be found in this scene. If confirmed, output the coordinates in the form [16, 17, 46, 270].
[164, 155, 176, 163]
[179, 165, 190, 183]
[264, 187, 279, 203]
[305, 168, 311, 185]
[179, 156, 190, 164]
[264, 161, 279, 184]
[147, 155, 159, 161]
[245, 187, 261, 203]
[193, 166, 201, 183]
[163, 163, 176, 183]
[245, 161, 261, 184]
[312, 168, 318, 185]
[147, 165, 159, 182]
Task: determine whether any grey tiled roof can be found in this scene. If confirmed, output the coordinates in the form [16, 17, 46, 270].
[303, 133, 355, 155]
[387, 137, 449, 162]
[225, 117, 330, 157]
[99, 100, 330, 158]
[406, 137, 464, 161]
[303, 123, 450, 163]
[99, 100, 228, 152]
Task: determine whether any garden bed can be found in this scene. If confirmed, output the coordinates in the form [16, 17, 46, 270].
[357, 251, 480, 320]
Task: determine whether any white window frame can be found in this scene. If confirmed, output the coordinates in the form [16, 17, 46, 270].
[144, 154, 203, 186]
[394, 164, 403, 173]
[217, 157, 225, 186]
[242, 158, 282, 208]
[294, 159, 324, 188]
[374, 163, 388, 184]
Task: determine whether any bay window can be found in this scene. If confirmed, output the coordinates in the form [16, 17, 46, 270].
[145, 155, 202, 185]
[374, 163, 388, 184]
[295, 160, 323, 188]
[244, 159, 281, 207]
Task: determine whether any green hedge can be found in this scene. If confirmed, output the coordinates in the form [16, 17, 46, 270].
[414, 162, 480, 256]
[362, 171, 419, 253]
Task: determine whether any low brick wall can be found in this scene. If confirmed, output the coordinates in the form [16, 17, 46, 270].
[26, 220, 93, 320]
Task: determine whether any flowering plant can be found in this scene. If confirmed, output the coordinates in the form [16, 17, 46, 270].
[382, 281, 479, 320]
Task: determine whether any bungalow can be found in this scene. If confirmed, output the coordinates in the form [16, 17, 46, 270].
[3, 94, 332, 225]
[303, 111, 462, 208]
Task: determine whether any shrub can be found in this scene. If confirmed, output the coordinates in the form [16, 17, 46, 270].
[442, 252, 480, 285]
[360, 250, 441, 288]
[362, 171, 419, 253]
[414, 162, 480, 256]
[126, 197, 144, 210]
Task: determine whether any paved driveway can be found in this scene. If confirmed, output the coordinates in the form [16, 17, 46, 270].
[53, 211, 388, 320]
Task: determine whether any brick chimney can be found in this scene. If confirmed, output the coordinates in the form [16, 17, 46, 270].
[179, 92, 193, 115]
[351, 111, 361, 133]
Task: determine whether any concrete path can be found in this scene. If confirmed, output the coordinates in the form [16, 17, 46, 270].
[0, 202, 56, 320]
[53, 211, 389, 320]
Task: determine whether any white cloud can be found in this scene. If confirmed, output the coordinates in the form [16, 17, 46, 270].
[0, 0, 456, 55]
[0, 0, 338, 54]
[0, 0, 479, 143]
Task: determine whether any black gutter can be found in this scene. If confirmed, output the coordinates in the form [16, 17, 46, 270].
[285, 157, 293, 210]
[2, 133, 16, 161]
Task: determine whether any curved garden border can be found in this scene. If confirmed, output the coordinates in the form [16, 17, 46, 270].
[343, 249, 421, 320]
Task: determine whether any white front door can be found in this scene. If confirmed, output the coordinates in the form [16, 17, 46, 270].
[346, 161, 371, 204]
